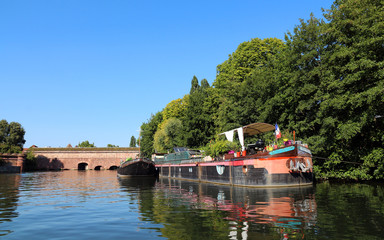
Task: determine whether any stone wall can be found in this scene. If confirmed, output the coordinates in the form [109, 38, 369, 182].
[33, 148, 140, 170]
[0, 154, 24, 173]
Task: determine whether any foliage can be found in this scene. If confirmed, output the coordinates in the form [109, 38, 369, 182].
[204, 139, 239, 158]
[309, 0, 384, 180]
[0, 143, 22, 154]
[24, 150, 37, 171]
[214, 38, 286, 132]
[162, 97, 188, 121]
[78, 140, 95, 148]
[28, 147, 138, 151]
[0, 119, 26, 153]
[190, 75, 199, 94]
[154, 118, 185, 153]
[140, 112, 163, 158]
[107, 144, 119, 147]
[182, 76, 215, 148]
[140, 0, 384, 180]
[129, 135, 137, 147]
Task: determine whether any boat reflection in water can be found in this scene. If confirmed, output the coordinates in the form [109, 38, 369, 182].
[117, 176, 316, 239]
[118, 176, 157, 190]
[155, 178, 316, 239]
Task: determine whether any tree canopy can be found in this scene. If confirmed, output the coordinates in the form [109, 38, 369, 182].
[107, 144, 119, 147]
[140, 112, 163, 157]
[129, 136, 136, 147]
[153, 118, 184, 153]
[78, 140, 95, 148]
[0, 119, 26, 153]
[140, 0, 384, 180]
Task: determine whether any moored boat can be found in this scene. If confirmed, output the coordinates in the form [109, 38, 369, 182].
[154, 123, 313, 187]
[117, 158, 158, 177]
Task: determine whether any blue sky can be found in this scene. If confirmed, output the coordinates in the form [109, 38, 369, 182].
[1, 0, 334, 148]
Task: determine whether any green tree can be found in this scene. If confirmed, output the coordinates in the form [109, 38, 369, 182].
[213, 38, 286, 132]
[258, 14, 326, 142]
[182, 77, 215, 148]
[0, 120, 8, 143]
[0, 119, 26, 153]
[154, 118, 184, 152]
[107, 144, 119, 147]
[24, 150, 37, 171]
[313, 0, 384, 179]
[162, 97, 188, 121]
[78, 140, 95, 147]
[139, 0, 384, 180]
[129, 136, 136, 147]
[140, 112, 163, 157]
[190, 75, 200, 94]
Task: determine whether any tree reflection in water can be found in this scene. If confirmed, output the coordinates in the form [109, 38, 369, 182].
[119, 177, 316, 240]
[0, 174, 21, 237]
[117, 177, 384, 239]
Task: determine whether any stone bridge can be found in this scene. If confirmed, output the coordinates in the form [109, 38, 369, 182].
[0, 154, 24, 173]
[32, 147, 140, 170]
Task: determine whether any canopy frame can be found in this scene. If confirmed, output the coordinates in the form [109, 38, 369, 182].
[219, 123, 275, 151]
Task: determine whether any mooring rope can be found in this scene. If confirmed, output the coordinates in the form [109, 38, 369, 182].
[312, 156, 370, 166]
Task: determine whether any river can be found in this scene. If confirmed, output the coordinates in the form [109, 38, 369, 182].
[0, 171, 383, 239]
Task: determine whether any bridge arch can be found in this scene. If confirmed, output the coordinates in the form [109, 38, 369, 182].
[78, 162, 88, 170]
[94, 165, 103, 170]
[32, 148, 139, 171]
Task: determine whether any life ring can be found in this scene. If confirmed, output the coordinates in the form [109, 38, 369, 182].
[299, 158, 312, 172]
[289, 159, 300, 171]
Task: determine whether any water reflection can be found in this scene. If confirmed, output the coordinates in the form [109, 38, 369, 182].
[137, 178, 316, 240]
[0, 174, 21, 236]
[2, 171, 382, 239]
[118, 176, 157, 191]
[314, 182, 384, 239]
[117, 176, 157, 214]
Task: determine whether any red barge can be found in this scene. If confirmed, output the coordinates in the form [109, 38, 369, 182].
[154, 123, 313, 187]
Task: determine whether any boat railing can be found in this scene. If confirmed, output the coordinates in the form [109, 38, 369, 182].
[153, 142, 311, 164]
[155, 156, 203, 165]
[223, 142, 310, 160]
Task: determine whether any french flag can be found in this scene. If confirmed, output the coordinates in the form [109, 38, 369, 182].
[275, 123, 281, 139]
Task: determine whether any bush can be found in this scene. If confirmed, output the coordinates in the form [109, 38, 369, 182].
[204, 140, 239, 157]
[24, 151, 37, 171]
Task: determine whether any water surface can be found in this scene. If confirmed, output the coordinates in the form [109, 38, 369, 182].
[0, 171, 383, 239]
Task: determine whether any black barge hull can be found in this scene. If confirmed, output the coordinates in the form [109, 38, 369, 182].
[117, 159, 158, 177]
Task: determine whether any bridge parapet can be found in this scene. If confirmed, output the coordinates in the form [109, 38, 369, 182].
[31, 148, 140, 170]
